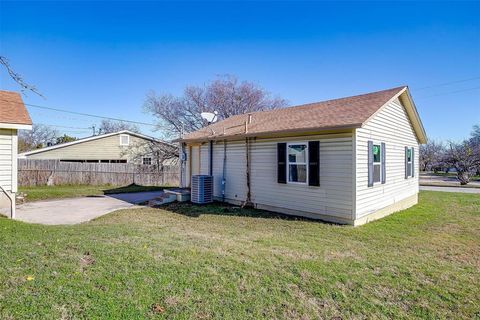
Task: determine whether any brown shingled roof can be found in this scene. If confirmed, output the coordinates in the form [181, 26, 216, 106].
[0, 90, 32, 125]
[181, 86, 407, 142]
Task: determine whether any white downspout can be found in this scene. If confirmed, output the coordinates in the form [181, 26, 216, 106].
[0, 185, 15, 219]
[179, 142, 184, 188]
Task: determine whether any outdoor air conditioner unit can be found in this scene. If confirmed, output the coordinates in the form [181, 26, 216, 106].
[191, 175, 213, 204]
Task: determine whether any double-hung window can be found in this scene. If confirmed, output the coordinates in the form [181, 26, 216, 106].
[407, 148, 412, 177]
[405, 147, 414, 178]
[287, 143, 308, 184]
[368, 141, 385, 187]
[372, 143, 382, 183]
[142, 157, 152, 165]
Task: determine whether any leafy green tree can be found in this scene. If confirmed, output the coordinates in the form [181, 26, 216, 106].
[55, 134, 77, 145]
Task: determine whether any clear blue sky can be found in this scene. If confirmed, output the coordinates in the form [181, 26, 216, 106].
[1, 1, 479, 141]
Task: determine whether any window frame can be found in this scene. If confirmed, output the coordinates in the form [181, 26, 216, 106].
[142, 157, 152, 165]
[406, 147, 413, 178]
[372, 142, 383, 185]
[286, 141, 308, 185]
[119, 134, 130, 146]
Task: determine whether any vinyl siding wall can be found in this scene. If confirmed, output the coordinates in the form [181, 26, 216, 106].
[25, 133, 149, 162]
[191, 133, 354, 221]
[190, 146, 200, 176]
[186, 144, 209, 187]
[0, 129, 16, 192]
[200, 144, 209, 175]
[355, 98, 419, 219]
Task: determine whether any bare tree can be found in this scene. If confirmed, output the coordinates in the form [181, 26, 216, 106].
[98, 120, 141, 134]
[0, 56, 43, 97]
[121, 139, 178, 170]
[471, 124, 480, 146]
[470, 124, 480, 175]
[18, 124, 59, 152]
[443, 140, 480, 185]
[419, 140, 444, 171]
[144, 75, 288, 138]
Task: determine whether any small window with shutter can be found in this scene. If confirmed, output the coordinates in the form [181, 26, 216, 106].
[405, 147, 414, 178]
[373, 144, 382, 183]
[368, 141, 386, 186]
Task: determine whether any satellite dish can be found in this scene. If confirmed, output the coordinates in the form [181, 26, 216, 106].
[200, 111, 218, 124]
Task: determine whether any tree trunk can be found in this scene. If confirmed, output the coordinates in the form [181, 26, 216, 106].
[457, 171, 470, 185]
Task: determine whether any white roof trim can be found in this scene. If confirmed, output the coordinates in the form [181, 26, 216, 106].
[19, 130, 172, 157]
[0, 122, 32, 130]
[361, 87, 427, 144]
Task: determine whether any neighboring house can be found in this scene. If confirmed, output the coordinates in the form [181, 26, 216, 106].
[178, 86, 427, 225]
[19, 130, 174, 164]
[0, 90, 32, 218]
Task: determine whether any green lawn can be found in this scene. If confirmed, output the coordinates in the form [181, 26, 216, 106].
[18, 184, 170, 202]
[1, 191, 479, 319]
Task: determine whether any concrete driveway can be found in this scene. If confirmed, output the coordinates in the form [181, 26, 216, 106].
[15, 191, 164, 225]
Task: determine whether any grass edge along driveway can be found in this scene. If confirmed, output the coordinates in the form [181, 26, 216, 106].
[18, 184, 170, 202]
[1, 191, 479, 319]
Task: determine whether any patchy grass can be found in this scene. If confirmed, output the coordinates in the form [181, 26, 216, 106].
[18, 184, 169, 202]
[1, 191, 479, 319]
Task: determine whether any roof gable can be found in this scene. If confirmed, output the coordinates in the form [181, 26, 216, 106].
[398, 89, 428, 144]
[362, 87, 427, 144]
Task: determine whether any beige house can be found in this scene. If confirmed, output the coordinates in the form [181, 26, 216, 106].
[19, 130, 172, 164]
[0, 90, 32, 218]
[179, 86, 427, 225]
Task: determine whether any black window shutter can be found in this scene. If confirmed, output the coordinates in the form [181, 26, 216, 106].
[405, 146, 408, 179]
[368, 141, 373, 187]
[277, 143, 287, 184]
[411, 147, 415, 178]
[308, 141, 320, 186]
[381, 142, 386, 184]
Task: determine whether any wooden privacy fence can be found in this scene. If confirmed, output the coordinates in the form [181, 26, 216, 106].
[18, 159, 179, 187]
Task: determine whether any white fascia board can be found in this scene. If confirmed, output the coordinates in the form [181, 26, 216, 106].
[0, 123, 32, 130]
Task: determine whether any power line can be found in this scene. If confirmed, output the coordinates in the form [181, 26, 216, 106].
[25, 102, 157, 127]
[413, 76, 480, 91]
[416, 86, 480, 99]
[56, 130, 93, 135]
[35, 123, 91, 130]
[0, 98, 159, 127]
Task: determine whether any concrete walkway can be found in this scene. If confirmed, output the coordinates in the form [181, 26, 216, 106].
[15, 191, 164, 225]
[420, 186, 480, 194]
